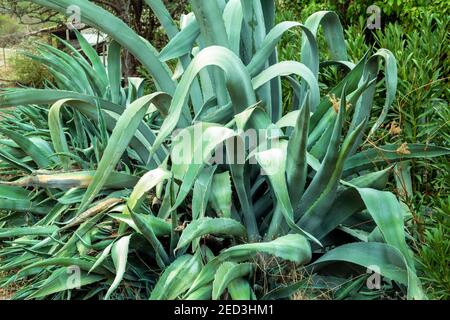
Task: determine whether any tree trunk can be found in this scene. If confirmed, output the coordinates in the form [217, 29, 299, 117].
[2, 47, 6, 69]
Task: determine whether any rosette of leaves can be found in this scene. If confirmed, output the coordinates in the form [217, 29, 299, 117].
[0, 0, 448, 300]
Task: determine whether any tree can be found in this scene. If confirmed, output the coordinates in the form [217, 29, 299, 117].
[0, 0, 188, 75]
[0, 14, 21, 43]
[0, 14, 21, 69]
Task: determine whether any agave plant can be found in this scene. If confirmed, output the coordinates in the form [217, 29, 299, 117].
[0, 0, 448, 300]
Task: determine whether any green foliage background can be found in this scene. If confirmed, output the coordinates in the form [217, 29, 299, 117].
[0, 0, 448, 300]
[278, 0, 449, 299]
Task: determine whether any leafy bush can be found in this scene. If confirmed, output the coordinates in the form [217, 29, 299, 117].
[9, 52, 52, 87]
[417, 197, 450, 300]
[278, 0, 449, 29]
[278, 5, 450, 299]
[0, 14, 21, 43]
[0, 0, 448, 300]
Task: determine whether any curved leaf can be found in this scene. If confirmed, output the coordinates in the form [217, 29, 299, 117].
[212, 262, 254, 300]
[177, 217, 246, 251]
[219, 234, 312, 265]
[150, 254, 202, 300]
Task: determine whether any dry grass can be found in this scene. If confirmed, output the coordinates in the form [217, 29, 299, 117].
[0, 271, 24, 300]
[253, 255, 332, 300]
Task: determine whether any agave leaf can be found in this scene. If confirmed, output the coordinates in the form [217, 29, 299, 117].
[109, 213, 171, 237]
[223, 0, 244, 55]
[0, 197, 51, 214]
[219, 234, 312, 265]
[0, 128, 54, 168]
[253, 142, 320, 245]
[89, 242, 113, 274]
[48, 99, 71, 169]
[192, 166, 217, 220]
[184, 258, 222, 297]
[212, 262, 254, 300]
[130, 211, 170, 268]
[0, 184, 31, 200]
[309, 52, 368, 131]
[123, 168, 170, 216]
[302, 11, 347, 66]
[252, 61, 320, 112]
[286, 99, 310, 208]
[177, 217, 247, 252]
[78, 93, 170, 213]
[309, 78, 374, 152]
[35, 42, 95, 94]
[261, 275, 343, 300]
[61, 197, 123, 231]
[0, 253, 39, 273]
[104, 235, 131, 300]
[228, 278, 254, 300]
[171, 124, 237, 210]
[36, 202, 70, 226]
[18, 257, 109, 276]
[0, 90, 168, 165]
[226, 146, 259, 240]
[1, 171, 138, 189]
[247, 21, 318, 77]
[32, 0, 176, 94]
[240, 0, 265, 63]
[191, 0, 230, 105]
[126, 77, 145, 105]
[296, 92, 353, 219]
[0, 148, 33, 173]
[184, 284, 213, 300]
[355, 188, 425, 299]
[159, 18, 200, 62]
[57, 210, 106, 257]
[144, 0, 179, 39]
[366, 49, 398, 139]
[313, 168, 392, 239]
[0, 226, 58, 238]
[297, 117, 367, 230]
[209, 172, 232, 218]
[28, 267, 104, 299]
[107, 41, 122, 104]
[0, 89, 123, 113]
[73, 29, 108, 89]
[150, 254, 202, 300]
[310, 242, 408, 286]
[150, 46, 257, 158]
[157, 178, 175, 220]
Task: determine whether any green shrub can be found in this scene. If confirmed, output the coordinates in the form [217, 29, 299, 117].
[278, 0, 449, 29]
[0, 0, 448, 301]
[9, 53, 52, 87]
[278, 7, 449, 299]
[0, 14, 21, 41]
[417, 197, 450, 299]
